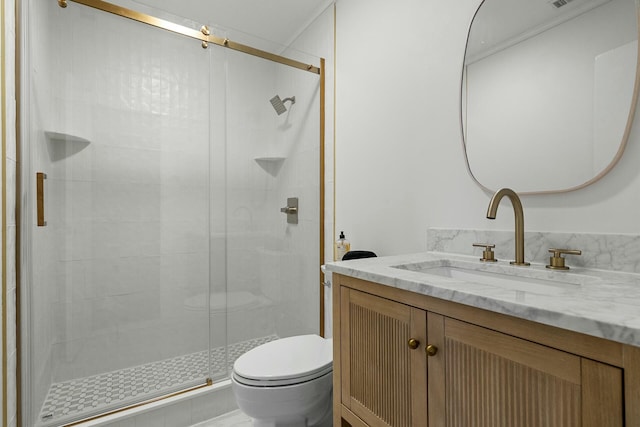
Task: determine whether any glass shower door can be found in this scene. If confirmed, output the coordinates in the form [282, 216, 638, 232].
[220, 46, 321, 369]
[25, 2, 215, 425]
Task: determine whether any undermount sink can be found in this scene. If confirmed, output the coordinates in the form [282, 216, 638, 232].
[392, 259, 594, 295]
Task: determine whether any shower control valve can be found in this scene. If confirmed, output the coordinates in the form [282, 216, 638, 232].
[280, 197, 299, 224]
[280, 206, 298, 214]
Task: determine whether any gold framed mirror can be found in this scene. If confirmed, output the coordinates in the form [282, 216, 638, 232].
[461, 0, 640, 194]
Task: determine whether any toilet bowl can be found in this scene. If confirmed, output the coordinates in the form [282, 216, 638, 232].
[231, 334, 333, 427]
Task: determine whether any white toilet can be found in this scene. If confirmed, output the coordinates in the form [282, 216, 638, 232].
[231, 334, 333, 427]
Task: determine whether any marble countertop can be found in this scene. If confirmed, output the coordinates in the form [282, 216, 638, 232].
[325, 251, 640, 348]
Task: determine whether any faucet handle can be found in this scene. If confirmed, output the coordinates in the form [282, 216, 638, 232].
[546, 248, 582, 270]
[473, 243, 498, 262]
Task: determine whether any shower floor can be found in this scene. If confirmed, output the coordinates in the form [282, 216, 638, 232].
[38, 335, 278, 426]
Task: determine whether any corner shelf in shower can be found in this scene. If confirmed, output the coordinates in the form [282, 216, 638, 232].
[45, 131, 91, 145]
[45, 131, 91, 161]
[254, 157, 286, 176]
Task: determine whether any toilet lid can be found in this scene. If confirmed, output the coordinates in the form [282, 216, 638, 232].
[233, 335, 333, 385]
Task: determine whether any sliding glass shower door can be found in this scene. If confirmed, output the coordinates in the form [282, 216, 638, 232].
[22, 1, 324, 426]
[25, 2, 215, 425]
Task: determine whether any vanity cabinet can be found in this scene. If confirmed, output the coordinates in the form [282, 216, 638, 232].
[333, 274, 638, 427]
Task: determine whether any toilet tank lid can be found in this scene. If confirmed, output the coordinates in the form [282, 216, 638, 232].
[233, 335, 333, 381]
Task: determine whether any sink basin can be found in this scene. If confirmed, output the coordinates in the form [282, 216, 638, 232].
[419, 265, 573, 291]
[392, 259, 590, 295]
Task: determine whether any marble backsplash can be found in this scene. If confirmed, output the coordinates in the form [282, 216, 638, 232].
[427, 228, 640, 273]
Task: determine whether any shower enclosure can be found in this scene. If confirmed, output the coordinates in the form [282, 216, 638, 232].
[20, 1, 324, 425]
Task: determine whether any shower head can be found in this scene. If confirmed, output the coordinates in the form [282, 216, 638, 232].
[270, 95, 296, 115]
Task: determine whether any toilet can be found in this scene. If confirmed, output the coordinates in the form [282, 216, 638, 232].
[231, 334, 333, 427]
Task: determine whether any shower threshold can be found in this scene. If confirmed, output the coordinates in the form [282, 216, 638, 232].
[37, 335, 278, 426]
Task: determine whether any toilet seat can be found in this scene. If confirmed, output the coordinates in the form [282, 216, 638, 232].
[233, 335, 333, 387]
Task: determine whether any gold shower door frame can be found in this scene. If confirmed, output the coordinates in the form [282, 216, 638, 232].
[57, 0, 322, 75]
[16, 1, 327, 425]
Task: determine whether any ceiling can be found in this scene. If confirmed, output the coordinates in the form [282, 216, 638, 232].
[466, 0, 611, 62]
[132, 0, 334, 47]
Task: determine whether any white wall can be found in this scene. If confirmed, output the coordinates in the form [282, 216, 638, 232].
[335, 0, 640, 258]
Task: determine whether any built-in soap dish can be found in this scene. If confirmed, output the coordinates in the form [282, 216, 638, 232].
[254, 157, 285, 176]
[45, 131, 90, 161]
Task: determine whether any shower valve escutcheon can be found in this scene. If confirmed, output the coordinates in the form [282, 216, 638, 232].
[280, 197, 299, 224]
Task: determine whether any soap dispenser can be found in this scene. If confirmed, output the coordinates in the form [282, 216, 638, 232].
[335, 231, 351, 261]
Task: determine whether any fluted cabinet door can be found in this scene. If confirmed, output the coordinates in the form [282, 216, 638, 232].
[439, 318, 623, 427]
[340, 288, 427, 427]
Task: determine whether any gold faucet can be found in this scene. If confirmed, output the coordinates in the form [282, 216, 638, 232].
[486, 188, 530, 266]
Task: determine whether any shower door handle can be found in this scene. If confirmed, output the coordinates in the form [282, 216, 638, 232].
[280, 197, 299, 224]
[37, 172, 47, 227]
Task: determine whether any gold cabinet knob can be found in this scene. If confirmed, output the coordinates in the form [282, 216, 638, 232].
[426, 344, 438, 357]
[408, 338, 420, 350]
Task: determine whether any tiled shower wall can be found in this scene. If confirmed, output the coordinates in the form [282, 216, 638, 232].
[216, 46, 322, 341]
[281, 7, 336, 337]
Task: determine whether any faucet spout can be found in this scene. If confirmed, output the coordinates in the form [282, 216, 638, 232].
[486, 188, 530, 266]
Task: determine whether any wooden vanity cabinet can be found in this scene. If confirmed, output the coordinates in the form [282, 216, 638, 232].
[333, 274, 637, 427]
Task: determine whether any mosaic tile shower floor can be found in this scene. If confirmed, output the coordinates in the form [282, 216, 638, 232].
[38, 335, 278, 425]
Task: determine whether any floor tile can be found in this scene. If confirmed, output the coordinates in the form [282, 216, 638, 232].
[38, 336, 276, 426]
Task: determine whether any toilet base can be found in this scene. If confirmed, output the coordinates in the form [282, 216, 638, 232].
[233, 372, 332, 427]
[253, 418, 303, 427]
[245, 390, 332, 427]
[311, 400, 333, 427]
[252, 417, 305, 427]
[250, 401, 332, 427]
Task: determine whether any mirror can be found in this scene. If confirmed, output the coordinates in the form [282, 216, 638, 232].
[461, 0, 640, 194]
